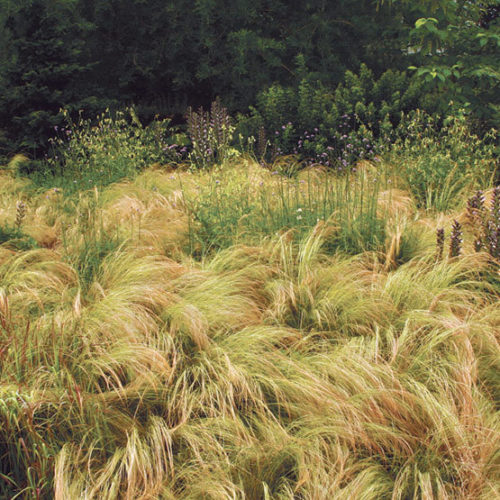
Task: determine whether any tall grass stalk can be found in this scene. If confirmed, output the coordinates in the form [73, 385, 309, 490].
[183, 163, 387, 256]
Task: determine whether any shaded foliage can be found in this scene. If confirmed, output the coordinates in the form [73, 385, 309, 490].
[0, 0, 411, 157]
[0, 0, 498, 160]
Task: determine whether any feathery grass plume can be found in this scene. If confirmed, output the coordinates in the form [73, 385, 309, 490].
[2, 147, 500, 498]
[6, 154, 30, 175]
[264, 226, 393, 334]
[382, 253, 492, 320]
[383, 216, 434, 271]
[449, 219, 462, 258]
[98, 181, 189, 257]
[0, 248, 78, 318]
[378, 187, 414, 271]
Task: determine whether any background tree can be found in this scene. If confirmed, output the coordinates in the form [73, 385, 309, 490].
[0, 0, 497, 158]
[0, 0, 103, 156]
[381, 0, 500, 128]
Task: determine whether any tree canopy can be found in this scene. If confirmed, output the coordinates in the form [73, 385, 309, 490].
[0, 0, 498, 156]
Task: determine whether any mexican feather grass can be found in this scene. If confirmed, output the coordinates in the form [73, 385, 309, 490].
[0, 160, 498, 499]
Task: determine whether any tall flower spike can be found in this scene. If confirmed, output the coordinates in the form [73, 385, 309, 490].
[449, 220, 462, 258]
[436, 227, 445, 261]
[15, 201, 26, 230]
[466, 190, 485, 226]
[490, 186, 500, 228]
[210, 97, 231, 157]
[484, 218, 499, 260]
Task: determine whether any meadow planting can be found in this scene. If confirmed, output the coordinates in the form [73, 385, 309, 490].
[0, 113, 499, 499]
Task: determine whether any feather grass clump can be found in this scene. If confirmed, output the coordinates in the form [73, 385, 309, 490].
[0, 160, 498, 499]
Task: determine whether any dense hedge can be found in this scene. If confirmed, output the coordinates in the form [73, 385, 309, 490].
[0, 0, 498, 158]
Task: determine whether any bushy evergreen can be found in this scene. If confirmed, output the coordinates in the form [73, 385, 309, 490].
[0, 0, 498, 162]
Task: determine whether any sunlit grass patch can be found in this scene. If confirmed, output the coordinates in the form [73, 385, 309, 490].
[0, 154, 499, 498]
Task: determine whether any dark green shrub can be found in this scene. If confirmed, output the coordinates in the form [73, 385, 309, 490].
[387, 111, 498, 211]
[236, 64, 440, 169]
